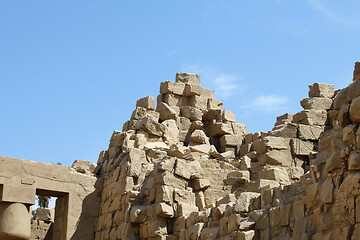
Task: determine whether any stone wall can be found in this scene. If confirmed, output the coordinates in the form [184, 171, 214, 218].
[94, 65, 360, 240]
[0, 157, 102, 239]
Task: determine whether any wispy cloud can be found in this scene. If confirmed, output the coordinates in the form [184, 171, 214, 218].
[241, 95, 288, 112]
[167, 49, 182, 56]
[213, 74, 239, 98]
[308, 0, 360, 26]
[181, 63, 243, 99]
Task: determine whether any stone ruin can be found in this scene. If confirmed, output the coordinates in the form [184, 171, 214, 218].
[1, 62, 360, 239]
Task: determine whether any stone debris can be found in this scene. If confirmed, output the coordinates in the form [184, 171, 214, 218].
[6, 62, 360, 239]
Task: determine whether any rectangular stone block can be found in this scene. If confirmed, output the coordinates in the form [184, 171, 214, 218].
[176, 73, 201, 86]
[137, 96, 156, 110]
[160, 81, 186, 95]
[1, 184, 35, 204]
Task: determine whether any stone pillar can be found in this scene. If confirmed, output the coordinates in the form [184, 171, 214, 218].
[0, 202, 30, 239]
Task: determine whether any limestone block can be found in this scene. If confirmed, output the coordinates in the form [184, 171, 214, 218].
[216, 194, 237, 205]
[156, 102, 178, 121]
[97, 150, 108, 164]
[195, 191, 206, 210]
[240, 155, 252, 169]
[261, 149, 293, 166]
[147, 219, 167, 237]
[220, 150, 235, 158]
[247, 179, 280, 192]
[189, 143, 212, 154]
[130, 206, 147, 223]
[239, 144, 252, 158]
[72, 160, 91, 173]
[108, 146, 121, 160]
[235, 230, 255, 240]
[174, 188, 196, 205]
[176, 73, 201, 86]
[145, 141, 169, 150]
[173, 216, 186, 233]
[339, 104, 351, 127]
[191, 130, 210, 144]
[184, 84, 214, 98]
[200, 227, 219, 240]
[202, 109, 223, 121]
[186, 222, 204, 240]
[156, 171, 187, 189]
[227, 213, 241, 233]
[189, 95, 209, 110]
[155, 203, 174, 218]
[220, 134, 243, 148]
[308, 83, 335, 98]
[238, 218, 255, 231]
[176, 202, 198, 217]
[279, 204, 291, 226]
[163, 93, 188, 106]
[155, 185, 173, 204]
[160, 81, 186, 95]
[206, 122, 233, 137]
[289, 166, 304, 179]
[269, 206, 280, 227]
[168, 144, 187, 158]
[177, 117, 191, 142]
[219, 216, 228, 236]
[131, 106, 160, 122]
[174, 159, 192, 180]
[259, 167, 290, 184]
[1, 184, 35, 205]
[135, 133, 147, 149]
[350, 96, 360, 122]
[276, 113, 293, 124]
[290, 138, 314, 156]
[263, 136, 290, 150]
[162, 119, 180, 145]
[233, 192, 260, 213]
[300, 97, 333, 110]
[348, 151, 360, 170]
[298, 124, 324, 140]
[222, 110, 236, 122]
[252, 139, 266, 154]
[343, 124, 356, 145]
[207, 98, 223, 109]
[137, 117, 166, 137]
[292, 109, 327, 126]
[213, 204, 227, 219]
[137, 96, 156, 110]
[334, 88, 351, 110]
[192, 178, 211, 191]
[348, 79, 360, 100]
[224, 170, 250, 185]
[270, 123, 298, 138]
[180, 106, 203, 121]
[35, 208, 54, 222]
[250, 209, 269, 230]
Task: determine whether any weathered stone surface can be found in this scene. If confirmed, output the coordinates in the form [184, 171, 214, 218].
[176, 73, 201, 86]
[292, 109, 327, 126]
[180, 106, 203, 121]
[298, 124, 324, 140]
[350, 96, 360, 122]
[260, 149, 293, 166]
[137, 96, 156, 110]
[291, 138, 314, 156]
[300, 97, 333, 110]
[259, 167, 290, 184]
[308, 83, 335, 98]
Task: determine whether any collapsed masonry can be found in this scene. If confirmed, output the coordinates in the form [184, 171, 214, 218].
[94, 63, 360, 240]
[2, 63, 360, 240]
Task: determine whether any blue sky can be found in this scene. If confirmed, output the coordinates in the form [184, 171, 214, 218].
[1, 0, 359, 166]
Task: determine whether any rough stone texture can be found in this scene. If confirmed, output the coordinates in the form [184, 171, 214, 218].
[4, 65, 360, 240]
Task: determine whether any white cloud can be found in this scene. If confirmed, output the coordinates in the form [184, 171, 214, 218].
[251, 95, 288, 112]
[308, 0, 360, 26]
[181, 63, 243, 99]
[167, 49, 182, 56]
[213, 74, 239, 98]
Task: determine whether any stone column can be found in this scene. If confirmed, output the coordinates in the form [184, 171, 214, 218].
[0, 202, 30, 240]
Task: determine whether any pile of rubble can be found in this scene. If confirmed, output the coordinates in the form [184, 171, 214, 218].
[93, 63, 360, 240]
